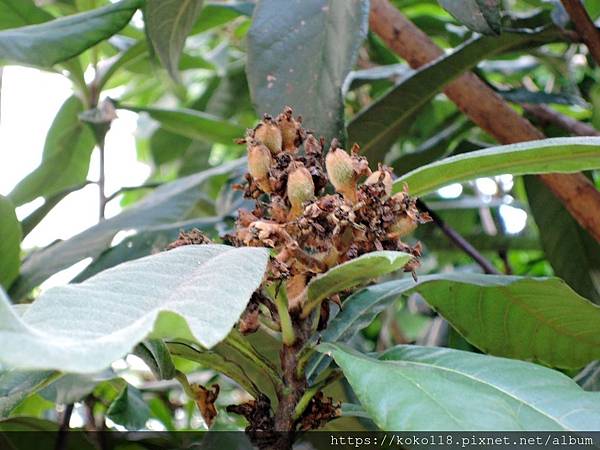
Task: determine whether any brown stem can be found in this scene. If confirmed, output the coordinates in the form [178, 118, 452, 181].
[54, 403, 74, 450]
[417, 200, 501, 275]
[272, 310, 313, 448]
[560, 0, 600, 66]
[522, 103, 600, 136]
[369, 0, 600, 245]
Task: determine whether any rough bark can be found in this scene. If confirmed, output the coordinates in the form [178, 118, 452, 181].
[369, 0, 600, 244]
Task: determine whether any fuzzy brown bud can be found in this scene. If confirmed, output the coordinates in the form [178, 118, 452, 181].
[287, 165, 315, 219]
[248, 142, 273, 193]
[326, 147, 357, 203]
[277, 107, 301, 151]
[254, 116, 282, 155]
[365, 169, 393, 199]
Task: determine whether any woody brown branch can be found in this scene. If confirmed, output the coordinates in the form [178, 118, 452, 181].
[523, 104, 600, 137]
[560, 0, 600, 66]
[369, 0, 600, 245]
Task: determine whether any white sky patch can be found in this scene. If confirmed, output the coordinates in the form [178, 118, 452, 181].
[0, 67, 72, 195]
[437, 183, 463, 199]
[500, 204, 528, 234]
[474, 177, 498, 196]
[1, 67, 150, 252]
[497, 174, 514, 192]
[39, 257, 93, 292]
[111, 228, 138, 247]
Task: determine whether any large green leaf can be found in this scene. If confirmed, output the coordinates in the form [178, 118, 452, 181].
[525, 176, 600, 304]
[0, 245, 269, 373]
[348, 25, 563, 160]
[145, 0, 204, 79]
[166, 341, 260, 397]
[410, 274, 600, 369]
[395, 137, 600, 196]
[0, 370, 57, 418]
[10, 160, 243, 299]
[123, 105, 245, 145]
[74, 217, 222, 281]
[313, 273, 600, 371]
[320, 343, 600, 430]
[247, 0, 369, 143]
[0, 0, 142, 67]
[0, 196, 21, 290]
[0, 0, 53, 30]
[303, 251, 413, 316]
[8, 96, 95, 207]
[439, 0, 502, 35]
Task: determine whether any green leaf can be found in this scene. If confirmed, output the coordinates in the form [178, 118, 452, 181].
[525, 176, 600, 304]
[0, 0, 53, 30]
[247, 0, 369, 143]
[39, 370, 114, 404]
[576, 362, 600, 391]
[439, 0, 502, 35]
[123, 105, 245, 145]
[166, 341, 259, 397]
[306, 279, 411, 380]
[319, 343, 600, 430]
[0, 370, 57, 418]
[106, 385, 151, 430]
[395, 137, 600, 196]
[0, 0, 142, 67]
[0, 245, 269, 373]
[192, 2, 254, 34]
[74, 217, 222, 281]
[391, 117, 470, 176]
[133, 340, 176, 381]
[8, 96, 95, 207]
[10, 159, 243, 299]
[348, 25, 563, 160]
[409, 273, 600, 369]
[0, 196, 21, 290]
[303, 251, 413, 316]
[312, 273, 600, 372]
[145, 0, 204, 79]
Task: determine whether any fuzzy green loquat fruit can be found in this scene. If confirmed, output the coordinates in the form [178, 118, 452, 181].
[287, 164, 315, 219]
[326, 147, 357, 203]
[254, 116, 282, 154]
[248, 140, 273, 193]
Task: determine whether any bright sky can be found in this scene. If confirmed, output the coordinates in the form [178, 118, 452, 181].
[0, 66, 151, 250]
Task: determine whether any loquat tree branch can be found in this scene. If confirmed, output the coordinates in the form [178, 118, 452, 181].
[560, 0, 600, 66]
[369, 0, 600, 245]
[523, 103, 600, 137]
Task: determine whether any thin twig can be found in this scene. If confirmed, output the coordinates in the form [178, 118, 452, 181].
[522, 103, 600, 136]
[560, 0, 600, 66]
[417, 200, 501, 274]
[54, 403, 74, 450]
[98, 140, 106, 220]
[105, 181, 164, 203]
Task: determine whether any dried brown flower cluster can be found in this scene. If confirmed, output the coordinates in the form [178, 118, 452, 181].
[229, 106, 429, 311]
[167, 107, 430, 439]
